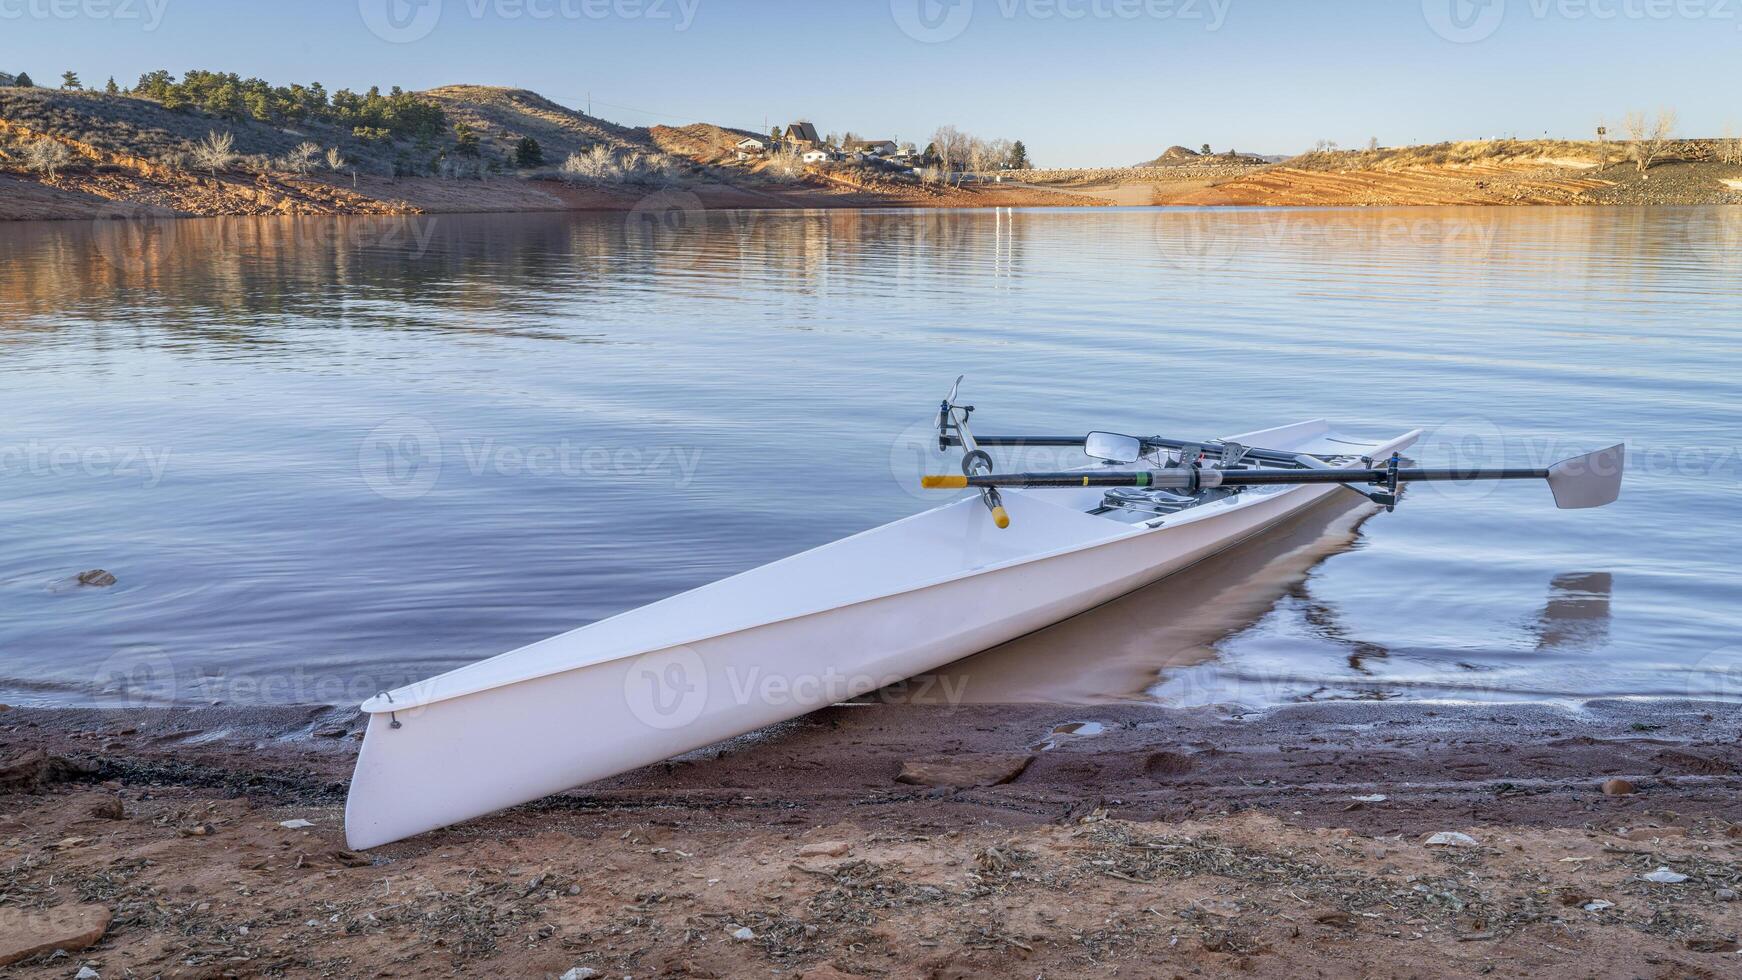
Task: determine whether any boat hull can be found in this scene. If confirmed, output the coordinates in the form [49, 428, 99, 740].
[345, 423, 1417, 849]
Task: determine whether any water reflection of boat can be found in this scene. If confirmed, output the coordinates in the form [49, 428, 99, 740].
[884, 490, 1386, 705]
[1532, 572, 1614, 652]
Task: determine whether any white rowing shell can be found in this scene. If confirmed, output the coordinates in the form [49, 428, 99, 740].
[344, 420, 1419, 848]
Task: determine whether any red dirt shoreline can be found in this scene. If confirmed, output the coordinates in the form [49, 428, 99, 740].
[4, 698, 1741, 976]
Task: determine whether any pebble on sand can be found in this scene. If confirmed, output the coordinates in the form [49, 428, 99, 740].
[895, 754, 1033, 788]
[1601, 778, 1636, 796]
[76, 570, 118, 588]
[1421, 831, 1480, 848]
[798, 841, 851, 858]
[559, 969, 598, 980]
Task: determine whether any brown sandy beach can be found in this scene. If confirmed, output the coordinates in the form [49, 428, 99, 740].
[4, 697, 1741, 977]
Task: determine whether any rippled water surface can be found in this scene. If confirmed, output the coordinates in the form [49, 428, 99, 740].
[2, 207, 1738, 708]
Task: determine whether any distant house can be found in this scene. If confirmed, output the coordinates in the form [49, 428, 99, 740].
[735, 136, 770, 160]
[801, 149, 834, 165]
[783, 122, 822, 148]
[847, 139, 897, 157]
[0, 72, 15, 87]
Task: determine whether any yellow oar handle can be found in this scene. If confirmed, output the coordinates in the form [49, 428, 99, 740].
[921, 475, 969, 489]
[990, 505, 1010, 529]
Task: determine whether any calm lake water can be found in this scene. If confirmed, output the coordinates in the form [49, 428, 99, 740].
[2, 206, 1739, 710]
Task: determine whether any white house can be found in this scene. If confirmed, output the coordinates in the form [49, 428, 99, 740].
[0, 72, 16, 87]
[801, 149, 834, 165]
[847, 139, 898, 157]
[735, 136, 769, 153]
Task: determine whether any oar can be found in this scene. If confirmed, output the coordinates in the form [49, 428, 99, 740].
[937, 375, 1010, 528]
[923, 445, 1625, 511]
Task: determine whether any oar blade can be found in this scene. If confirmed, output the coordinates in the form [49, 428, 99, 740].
[1547, 444, 1626, 509]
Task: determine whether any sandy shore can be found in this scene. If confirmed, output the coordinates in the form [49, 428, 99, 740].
[4, 698, 1741, 977]
[0, 170, 1099, 222]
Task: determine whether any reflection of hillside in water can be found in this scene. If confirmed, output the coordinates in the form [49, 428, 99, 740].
[0, 210, 1036, 355]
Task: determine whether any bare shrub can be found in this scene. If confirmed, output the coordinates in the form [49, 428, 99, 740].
[1623, 109, 1677, 173]
[764, 146, 805, 181]
[190, 130, 238, 176]
[559, 144, 680, 186]
[325, 147, 346, 171]
[23, 138, 72, 176]
[1719, 127, 1742, 166]
[561, 143, 619, 183]
[279, 141, 320, 174]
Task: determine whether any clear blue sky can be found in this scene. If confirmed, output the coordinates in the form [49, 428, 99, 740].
[6, 0, 1738, 165]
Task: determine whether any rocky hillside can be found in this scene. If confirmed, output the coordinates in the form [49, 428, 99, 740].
[419, 85, 652, 163]
[0, 88, 412, 174]
[1137, 145, 1269, 167]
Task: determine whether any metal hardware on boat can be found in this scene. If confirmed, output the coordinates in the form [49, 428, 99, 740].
[378, 691, 402, 729]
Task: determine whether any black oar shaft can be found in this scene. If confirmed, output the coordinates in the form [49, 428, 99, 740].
[935, 466, 1549, 491]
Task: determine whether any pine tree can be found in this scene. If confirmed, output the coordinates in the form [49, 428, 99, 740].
[14, 72, 33, 88]
[61, 71, 82, 90]
[105, 76, 119, 95]
[1009, 140, 1030, 169]
[513, 136, 544, 168]
[1200, 143, 1211, 156]
[453, 121, 480, 157]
